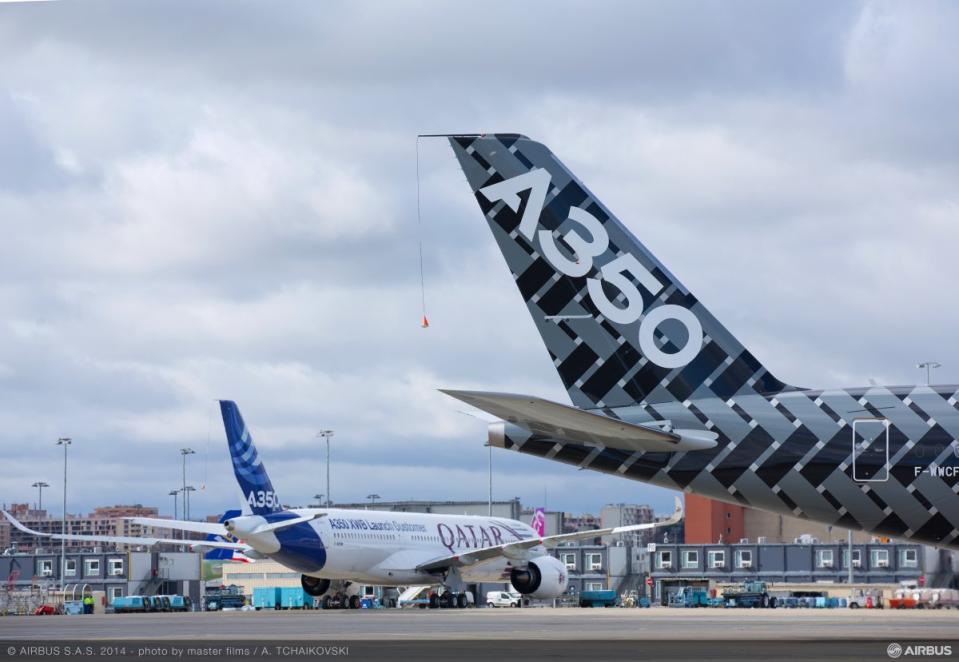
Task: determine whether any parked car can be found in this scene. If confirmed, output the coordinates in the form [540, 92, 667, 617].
[33, 604, 60, 616]
[848, 589, 884, 609]
[486, 591, 521, 608]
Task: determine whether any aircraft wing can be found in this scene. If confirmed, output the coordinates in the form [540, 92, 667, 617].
[441, 390, 718, 452]
[2, 510, 249, 551]
[416, 496, 683, 573]
[129, 517, 230, 536]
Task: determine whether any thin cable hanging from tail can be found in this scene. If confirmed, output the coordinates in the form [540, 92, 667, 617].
[416, 137, 429, 328]
[202, 400, 213, 493]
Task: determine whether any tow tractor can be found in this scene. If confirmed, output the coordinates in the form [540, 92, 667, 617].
[722, 581, 774, 608]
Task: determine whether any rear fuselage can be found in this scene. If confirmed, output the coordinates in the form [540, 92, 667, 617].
[495, 384, 959, 548]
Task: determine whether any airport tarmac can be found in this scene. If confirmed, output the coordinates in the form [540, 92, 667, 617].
[1, 607, 958, 641]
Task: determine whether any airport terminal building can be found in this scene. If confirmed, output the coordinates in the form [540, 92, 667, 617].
[0, 550, 203, 611]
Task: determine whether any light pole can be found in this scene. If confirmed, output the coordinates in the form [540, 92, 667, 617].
[179, 448, 195, 522]
[183, 486, 196, 521]
[56, 437, 71, 591]
[313, 494, 325, 507]
[917, 362, 941, 386]
[484, 441, 492, 516]
[169, 490, 179, 519]
[317, 431, 333, 507]
[367, 494, 380, 508]
[32, 481, 49, 512]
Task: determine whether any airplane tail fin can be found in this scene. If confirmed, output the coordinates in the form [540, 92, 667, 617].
[219, 400, 283, 516]
[531, 507, 545, 537]
[449, 134, 796, 409]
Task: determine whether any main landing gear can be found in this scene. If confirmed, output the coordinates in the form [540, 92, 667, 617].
[427, 590, 470, 609]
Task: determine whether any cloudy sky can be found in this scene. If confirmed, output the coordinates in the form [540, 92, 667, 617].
[1, 1, 957, 519]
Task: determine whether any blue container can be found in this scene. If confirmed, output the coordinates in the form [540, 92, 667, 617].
[253, 587, 282, 609]
[279, 587, 312, 609]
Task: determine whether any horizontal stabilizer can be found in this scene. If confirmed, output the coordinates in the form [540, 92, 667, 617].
[245, 513, 325, 536]
[441, 390, 717, 452]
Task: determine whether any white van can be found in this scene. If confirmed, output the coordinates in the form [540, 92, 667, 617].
[486, 591, 521, 608]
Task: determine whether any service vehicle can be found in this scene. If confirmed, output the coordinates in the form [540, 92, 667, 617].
[486, 590, 521, 608]
[668, 587, 709, 608]
[722, 581, 774, 608]
[579, 589, 618, 608]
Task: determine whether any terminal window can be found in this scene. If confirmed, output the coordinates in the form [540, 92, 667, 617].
[84, 559, 101, 576]
[586, 553, 602, 571]
[707, 550, 725, 568]
[900, 549, 918, 568]
[108, 559, 123, 576]
[683, 550, 698, 568]
[842, 548, 861, 568]
[871, 549, 890, 568]
[64, 559, 77, 577]
[38, 559, 53, 576]
[816, 549, 834, 568]
[657, 551, 672, 568]
[736, 550, 752, 568]
[561, 553, 576, 570]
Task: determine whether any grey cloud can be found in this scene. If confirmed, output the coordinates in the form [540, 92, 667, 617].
[0, 1, 957, 517]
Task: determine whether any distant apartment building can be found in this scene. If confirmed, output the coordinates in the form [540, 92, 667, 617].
[563, 513, 600, 537]
[684, 495, 873, 545]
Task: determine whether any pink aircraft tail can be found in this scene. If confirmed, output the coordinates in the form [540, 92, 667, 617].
[532, 507, 545, 537]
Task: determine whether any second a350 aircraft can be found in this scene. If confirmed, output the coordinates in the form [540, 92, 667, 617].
[4, 401, 681, 608]
[441, 133, 959, 550]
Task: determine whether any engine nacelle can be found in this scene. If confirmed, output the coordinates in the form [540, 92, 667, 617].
[300, 575, 331, 597]
[509, 556, 568, 599]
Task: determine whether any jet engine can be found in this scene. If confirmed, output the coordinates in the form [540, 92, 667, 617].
[300, 575, 331, 597]
[509, 556, 568, 599]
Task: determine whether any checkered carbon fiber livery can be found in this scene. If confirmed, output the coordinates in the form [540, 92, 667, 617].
[450, 134, 959, 549]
